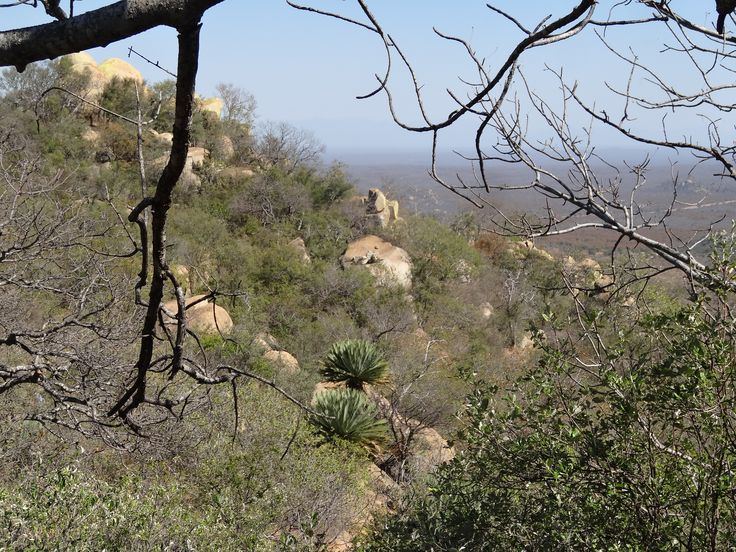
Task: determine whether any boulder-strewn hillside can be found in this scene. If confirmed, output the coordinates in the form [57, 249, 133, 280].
[0, 55, 693, 551]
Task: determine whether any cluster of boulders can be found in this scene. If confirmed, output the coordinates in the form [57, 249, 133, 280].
[64, 52, 223, 118]
[65, 52, 143, 100]
[563, 255, 614, 295]
[363, 188, 401, 228]
[153, 146, 210, 188]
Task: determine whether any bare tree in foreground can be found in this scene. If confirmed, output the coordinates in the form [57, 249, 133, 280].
[5, 0, 736, 440]
[0, 0, 321, 440]
[290, 0, 736, 292]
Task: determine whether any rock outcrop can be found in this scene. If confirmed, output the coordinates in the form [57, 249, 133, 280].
[98, 58, 143, 84]
[287, 237, 311, 264]
[63, 52, 222, 119]
[162, 294, 233, 335]
[563, 255, 614, 295]
[364, 188, 400, 228]
[153, 146, 209, 188]
[251, 333, 301, 375]
[262, 350, 300, 375]
[200, 97, 224, 117]
[341, 235, 412, 290]
[509, 239, 554, 262]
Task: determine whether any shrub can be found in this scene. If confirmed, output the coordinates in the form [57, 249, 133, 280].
[311, 389, 387, 448]
[321, 339, 389, 390]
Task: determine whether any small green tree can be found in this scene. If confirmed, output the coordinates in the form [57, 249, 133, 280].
[320, 339, 389, 391]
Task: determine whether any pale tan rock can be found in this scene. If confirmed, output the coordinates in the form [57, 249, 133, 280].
[149, 129, 173, 144]
[410, 426, 455, 474]
[186, 146, 208, 168]
[288, 237, 311, 264]
[480, 301, 494, 319]
[200, 97, 223, 118]
[98, 58, 143, 83]
[153, 147, 209, 189]
[263, 350, 300, 375]
[386, 199, 400, 223]
[251, 332, 278, 354]
[510, 239, 554, 261]
[162, 294, 233, 335]
[341, 235, 412, 290]
[69, 63, 106, 99]
[65, 52, 97, 68]
[82, 128, 100, 143]
[215, 134, 234, 159]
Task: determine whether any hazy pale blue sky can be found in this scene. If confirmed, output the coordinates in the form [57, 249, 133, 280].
[5, 1, 726, 158]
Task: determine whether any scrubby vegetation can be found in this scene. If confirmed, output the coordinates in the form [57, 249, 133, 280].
[1, 57, 734, 551]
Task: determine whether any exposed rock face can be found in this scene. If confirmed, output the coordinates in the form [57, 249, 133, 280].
[98, 58, 143, 84]
[215, 134, 234, 159]
[365, 188, 400, 228]
[509, 239, 554, 261]
[200, 97, 224, 117]
[153, 146, 209, 188]
[287, 237, 311, 264]
[409, 426, 456, 474]
[162, 294, 233, 335]
[263, 350, 300, 375]
[341, 235, 412, 290]
[66, 52, 107, 99]
[563, 255, 613, 294]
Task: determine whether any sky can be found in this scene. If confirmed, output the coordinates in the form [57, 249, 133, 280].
[3, 1, 728, 159]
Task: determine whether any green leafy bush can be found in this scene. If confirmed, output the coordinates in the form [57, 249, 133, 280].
[360, 293, 736, 551]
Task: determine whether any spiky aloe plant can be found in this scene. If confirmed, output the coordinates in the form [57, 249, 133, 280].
[311, 389, 388, 449]
[320, 339, 389, 390]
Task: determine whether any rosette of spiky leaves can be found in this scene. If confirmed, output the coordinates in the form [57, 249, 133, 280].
[311, 389, 388, 449]
[320, 339, 389, 390]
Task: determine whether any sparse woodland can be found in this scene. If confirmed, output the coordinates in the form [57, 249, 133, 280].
[1, 1, 736, 551]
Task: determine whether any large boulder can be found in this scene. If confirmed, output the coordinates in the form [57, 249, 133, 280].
[98, 58, 143, 84]
[162, 294, 233, 335]
[153, 146, 209, 189]
[341, 235, 412, 290]
[65, 52, 106, 100]
[409, 426, 455, 474]
[262, 350, 300, 375]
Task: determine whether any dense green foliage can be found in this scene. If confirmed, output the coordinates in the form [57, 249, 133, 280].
[361, 291, 736, 551]
[4, 56, 727, 552]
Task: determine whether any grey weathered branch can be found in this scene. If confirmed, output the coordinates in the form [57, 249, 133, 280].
[0, 0, 225, 71]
